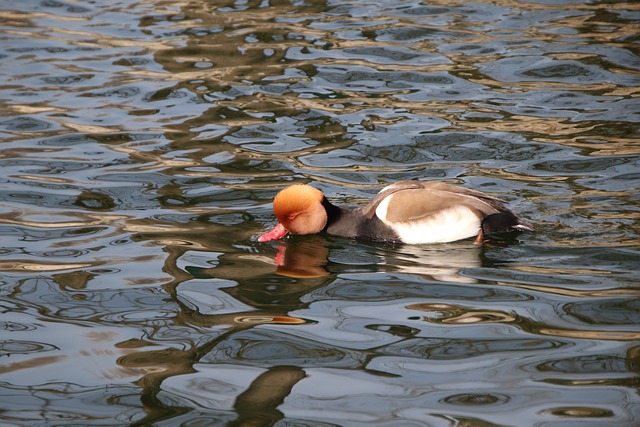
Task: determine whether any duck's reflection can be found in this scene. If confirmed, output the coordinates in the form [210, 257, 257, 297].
[273, 236, 331, 278]
[118, 234, 335, 425]
[119, 234, 492, 425]
[272, 235, 484, 283]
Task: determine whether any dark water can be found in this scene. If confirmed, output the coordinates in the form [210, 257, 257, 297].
[1, 0, 639, 425]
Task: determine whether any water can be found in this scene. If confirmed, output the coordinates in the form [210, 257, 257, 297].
[1, 0, 639, 425]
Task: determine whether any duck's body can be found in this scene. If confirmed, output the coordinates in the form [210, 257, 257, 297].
[259, 180, 532, 244]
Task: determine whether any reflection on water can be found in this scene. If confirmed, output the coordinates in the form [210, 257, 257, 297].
[1, 0, 639, 425]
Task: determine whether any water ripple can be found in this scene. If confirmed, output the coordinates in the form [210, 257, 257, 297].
[0, 0, 638, 425]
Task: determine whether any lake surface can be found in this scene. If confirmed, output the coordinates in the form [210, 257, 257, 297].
[1, 0, 639, 425]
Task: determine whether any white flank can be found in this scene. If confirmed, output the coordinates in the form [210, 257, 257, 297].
[376, 194, 480, 244]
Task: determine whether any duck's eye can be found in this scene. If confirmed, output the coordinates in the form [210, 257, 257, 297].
[288, 213, 297, 220]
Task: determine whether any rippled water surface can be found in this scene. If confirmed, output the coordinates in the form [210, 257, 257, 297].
[1, 0, 639, 425]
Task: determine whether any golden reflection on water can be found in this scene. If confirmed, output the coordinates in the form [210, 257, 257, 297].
[0, 261, 93, 272]
[407, 303, 517, 324]
[539, 328, 640, 341]
[0, 355, 66, 376]
[407, 301, 640, 341]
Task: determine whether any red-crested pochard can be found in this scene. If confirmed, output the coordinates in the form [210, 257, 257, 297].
[258, 180, 532, 244]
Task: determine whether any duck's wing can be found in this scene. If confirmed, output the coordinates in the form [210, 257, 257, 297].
[362, 180, 506, 222]
[362, 181, 424, 219]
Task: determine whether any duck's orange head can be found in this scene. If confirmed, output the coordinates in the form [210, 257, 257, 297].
[258, 184, 328, 242]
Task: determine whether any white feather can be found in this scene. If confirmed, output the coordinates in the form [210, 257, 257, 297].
[375, 195, 393, 221]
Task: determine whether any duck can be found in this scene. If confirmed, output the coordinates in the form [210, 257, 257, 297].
[258, 180, 532, 244]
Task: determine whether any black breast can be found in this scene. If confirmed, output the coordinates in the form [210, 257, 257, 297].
[323, 198, 400, 242]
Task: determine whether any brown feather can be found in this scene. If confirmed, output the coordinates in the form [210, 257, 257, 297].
[385, 189, 502, 223]
[363, 180, 506, 222]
